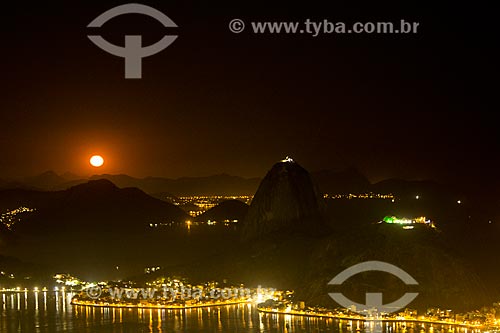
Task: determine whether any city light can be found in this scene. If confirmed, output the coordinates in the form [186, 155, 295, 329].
[281, 156, 294, 163]
[0, 206, 36, 229]
[323, 192, 395, 200]
[382, 215, 435, 229]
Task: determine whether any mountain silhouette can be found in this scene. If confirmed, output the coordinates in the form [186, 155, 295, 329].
[312, 167, 371, 193]
[8, 172, 261, 196]
[23, 170, 67, 190]
[242, 158, 327, 240]
[3, 168, 373, 196]
[0, 179, 189, 233]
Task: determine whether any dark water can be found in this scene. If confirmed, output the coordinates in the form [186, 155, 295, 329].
[0, 292, 482, 333]
[3, 227, 240, 281]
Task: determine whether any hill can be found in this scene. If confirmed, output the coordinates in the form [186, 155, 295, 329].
[312, 167, 371, 193]
[0, 179, 189, 233]
[23, 170, 67, 190]
[242, 158, 327, 240]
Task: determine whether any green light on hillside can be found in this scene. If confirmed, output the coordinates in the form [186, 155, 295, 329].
[383, 216, 395, 223]
[382, 215, 414, 224]
[382, 215, 434, 228]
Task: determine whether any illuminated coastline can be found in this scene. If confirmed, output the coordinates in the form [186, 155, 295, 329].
[71, 298, 250, 309]
[257, 308, 486, 329]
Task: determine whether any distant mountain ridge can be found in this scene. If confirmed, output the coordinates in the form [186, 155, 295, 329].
[313, 167, 371, 193]
[0, 168, 376, 196]
[23, 171, 67, 190]
[1, 168, 492, 203]
[1, 172, 262, 196]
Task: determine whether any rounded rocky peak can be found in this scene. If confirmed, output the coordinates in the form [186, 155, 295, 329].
[242, 157, 327, 241]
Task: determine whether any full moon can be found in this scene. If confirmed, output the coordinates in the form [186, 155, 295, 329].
[90, 155, 104, 167]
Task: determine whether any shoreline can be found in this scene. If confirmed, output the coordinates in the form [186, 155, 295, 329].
[257, 308, 484, 329]
[70, 299, 250, 310]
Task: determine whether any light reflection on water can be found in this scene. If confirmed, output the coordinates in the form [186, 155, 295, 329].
[0, 292, 484, 333]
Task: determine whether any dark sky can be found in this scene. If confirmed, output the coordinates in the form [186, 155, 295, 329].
[1, 2, 497, 183]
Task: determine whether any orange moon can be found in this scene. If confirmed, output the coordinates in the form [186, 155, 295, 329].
[90, 155, 104, 167]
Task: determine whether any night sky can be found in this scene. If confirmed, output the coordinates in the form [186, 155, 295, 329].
[1, 2, 496, 184]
